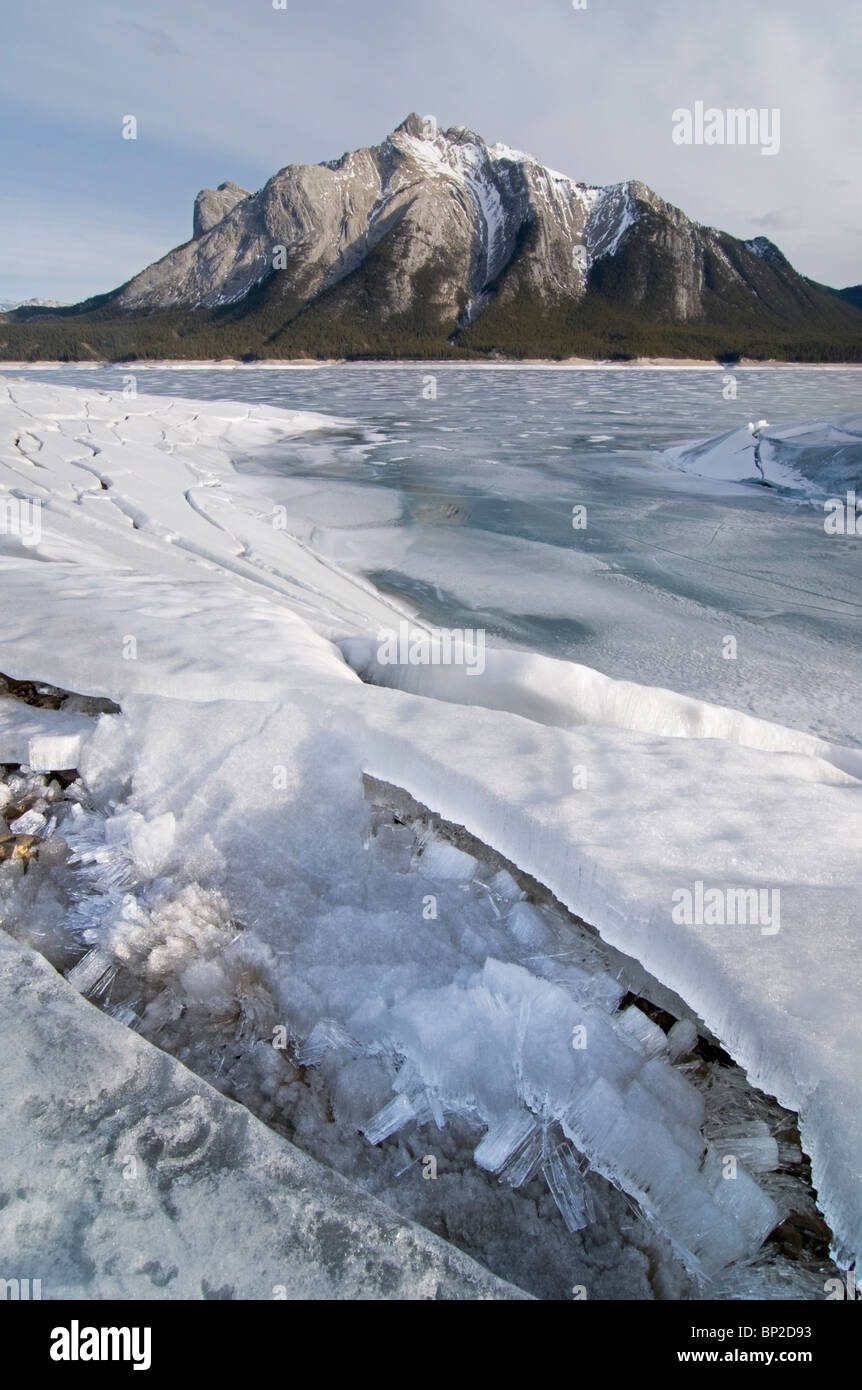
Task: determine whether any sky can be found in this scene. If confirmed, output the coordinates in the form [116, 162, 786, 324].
[2, 0, 860, 302]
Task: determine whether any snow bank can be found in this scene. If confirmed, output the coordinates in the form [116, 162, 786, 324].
[341, 635, 862, 779]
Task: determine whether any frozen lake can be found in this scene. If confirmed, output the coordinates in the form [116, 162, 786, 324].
[16, 363, 862, 743]
[3, 368, 862, 1295]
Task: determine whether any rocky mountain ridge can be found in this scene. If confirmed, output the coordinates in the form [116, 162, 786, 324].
[3, 114, 860, 361]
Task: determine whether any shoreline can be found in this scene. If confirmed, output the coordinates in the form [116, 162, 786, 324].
[1, 356, 862, 371]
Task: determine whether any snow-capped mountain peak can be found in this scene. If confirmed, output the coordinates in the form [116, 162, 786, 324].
[21, 113, 858, 360]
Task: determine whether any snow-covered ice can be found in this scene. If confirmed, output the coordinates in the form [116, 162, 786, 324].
[0, 928, 526, 1300]
[1, 372, 860, 1296]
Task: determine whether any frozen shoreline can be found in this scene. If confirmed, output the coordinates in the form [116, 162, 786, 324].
[1, 375, 860, 1290]
[2, 357, 862, 371]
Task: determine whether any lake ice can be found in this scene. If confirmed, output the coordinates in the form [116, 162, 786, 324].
[1, 364, 860, 1300]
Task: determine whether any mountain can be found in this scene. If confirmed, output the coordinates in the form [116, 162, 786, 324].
[835, 284, 862, 312]
[3, 114, 861, 362]
[192, 181, 250, 240]
[0, 297, 67, 313]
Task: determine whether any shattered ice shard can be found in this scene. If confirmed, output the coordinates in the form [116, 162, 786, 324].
[296, 1018, 359, 1067]
[66, 948, 118, 1000]
[474, 1111, 538, 1174]
[543, 1141, 594, 1233]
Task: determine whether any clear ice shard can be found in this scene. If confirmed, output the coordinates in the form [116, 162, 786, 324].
[65, 948, 118, 1000]
[705, 1147, 784, 1249]
[360, 958, 779, 1274]
[543, 1141, 594, 1233]
[666, 1018, 699, 1060]
[499, 1128, 544, 1189]
[615, 1003, 668, 1057]
[296, 1018, 358, 1066]
[706, 1121, 781, 1174]
[9, 809, 47, 836]
[419, 838, 478, 881]
[474, 1110, 538, 1173]
[363, 1092, 417, 1145]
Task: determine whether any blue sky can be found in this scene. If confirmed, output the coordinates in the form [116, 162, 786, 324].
[2, 0, 860, 301]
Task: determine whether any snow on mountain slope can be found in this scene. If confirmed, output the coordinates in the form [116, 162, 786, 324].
[109, 115, 639, 318]
[1, 376, 860, 1284]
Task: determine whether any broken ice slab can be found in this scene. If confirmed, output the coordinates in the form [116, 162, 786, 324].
[1, 928, 527, 1301]
[706, 1121, 780, 1174]
[543, 1141, 595, 1234]
[561, 1075, 762, 1274]
[667, 1017, 699, 1060]
[705, 1146, 781, 1248]
[507, 901, 553, 950]
[615, 1003, 668, 1058]
[499, 1128, 544, 1189]
[27, 733, 82, 774]
[419, 839, 478, 881]
[530, 951, 624, 1013]
[639, 1056, 706, 1137]
[487, 868, 523, 903]
[474, 1110, 538, 1174]
[296, 1017, 358, 1067]
[8, 809, 47, 837]
[66, 948, 117, 1000]
[370, 821, 414, 872]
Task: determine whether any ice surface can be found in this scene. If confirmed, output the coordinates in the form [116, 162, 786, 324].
[0, 928, 526, 1300]
[342, 634, 862, 778]
[0, 375, 859, 1284]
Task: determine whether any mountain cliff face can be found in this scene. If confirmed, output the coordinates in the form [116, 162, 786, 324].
[115, 114, 600, 320]
[192, 181, 250, 239]
[4, 114, 861, 361]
